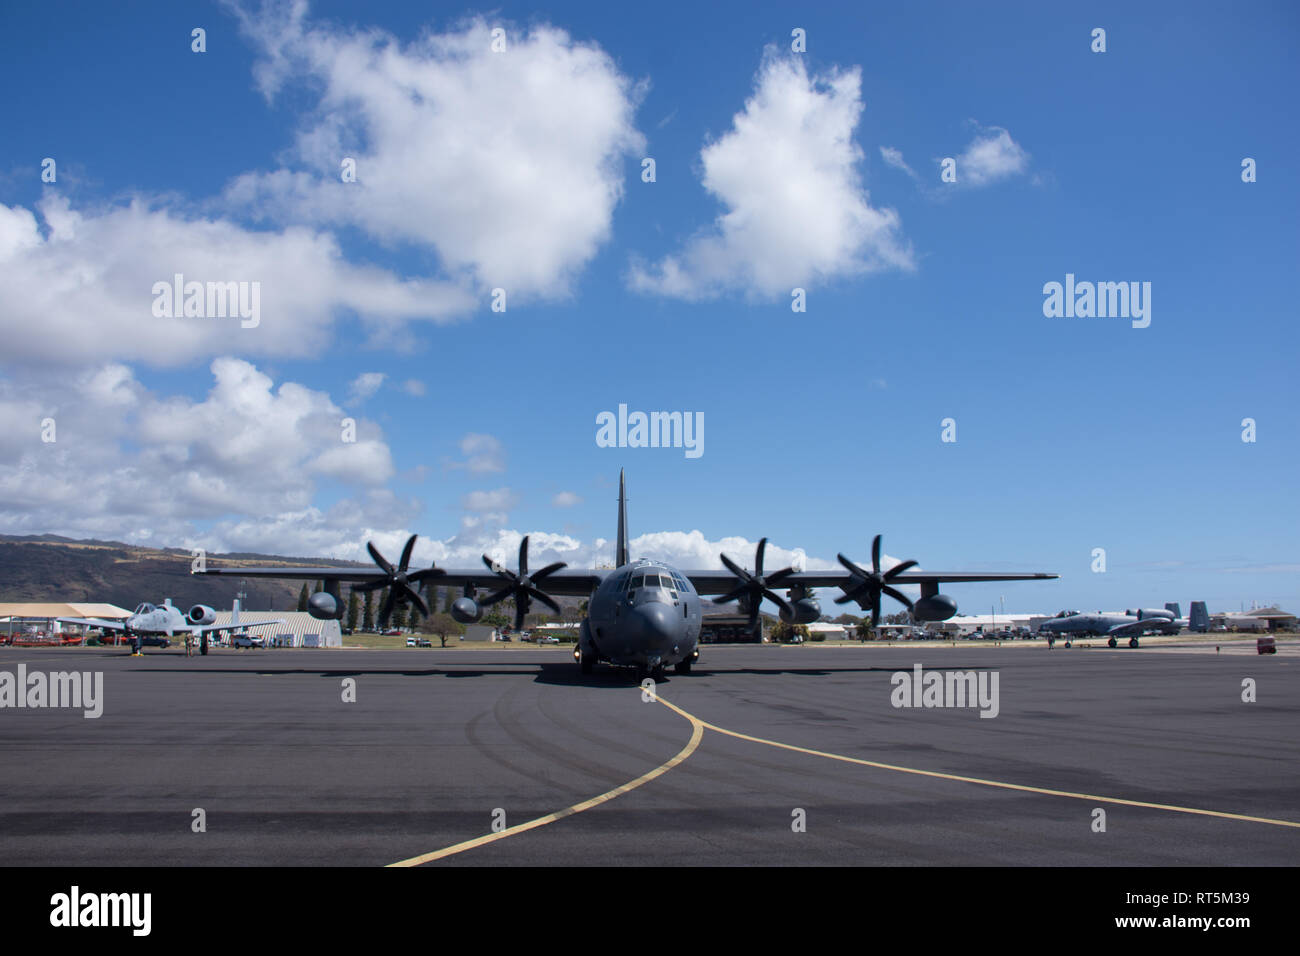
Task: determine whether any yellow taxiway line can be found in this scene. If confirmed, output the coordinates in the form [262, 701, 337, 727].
[390, 688, 1300, 865]
[387, 706, 704, 866]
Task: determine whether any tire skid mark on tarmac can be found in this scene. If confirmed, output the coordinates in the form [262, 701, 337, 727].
[388, 698, 704, 866]
[391, 688, 1300, 866]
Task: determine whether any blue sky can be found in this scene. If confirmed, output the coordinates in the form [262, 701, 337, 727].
[0, 0, 1295, 616]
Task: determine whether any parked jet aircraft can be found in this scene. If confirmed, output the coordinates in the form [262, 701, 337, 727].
[1038, 602, 1203, 648]
[59, 600, 284, 656]
[194, 471, 1058, 679]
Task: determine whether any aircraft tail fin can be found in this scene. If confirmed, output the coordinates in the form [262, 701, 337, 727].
[616, 469, 628, 568]
[1189, 601, 1209, 632]
[1165, 602, 1181, 619]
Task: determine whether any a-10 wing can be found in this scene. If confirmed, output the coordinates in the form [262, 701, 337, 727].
[57, 616, 287, 636]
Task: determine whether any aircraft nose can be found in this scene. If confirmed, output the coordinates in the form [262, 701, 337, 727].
[628, 602, 678, 650]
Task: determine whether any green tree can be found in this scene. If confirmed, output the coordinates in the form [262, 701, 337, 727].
[481, 611, 510, 630]
[362, 590, 374, 632]
[346, 589, 359, 632]
[421, 612, 465, 648]
[442, 587, 454, 614]
[297, 583, 309, 612]
[769, 620, 810, 644]
[393, 602, 408, 630]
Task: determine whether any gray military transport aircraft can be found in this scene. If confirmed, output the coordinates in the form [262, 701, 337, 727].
[58, 600, 284, 656]
[194, 471, 1058, 679]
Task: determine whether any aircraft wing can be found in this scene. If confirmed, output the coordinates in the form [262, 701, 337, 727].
[57, 618, 128, 631]
[194, 565, 607, 597]
[681, 569, 1059, 597]
[1106, 618, 1165, 637]
[196, 564, 1053, 599]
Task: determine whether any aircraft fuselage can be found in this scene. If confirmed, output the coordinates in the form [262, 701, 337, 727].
[582, 559, 703, 671]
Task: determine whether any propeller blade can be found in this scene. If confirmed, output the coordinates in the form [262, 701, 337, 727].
[871, 602, 882, 628]
[518, 536, 529, 577]
[838, 554, 867, 577]
[531, 562, 567, 582]
[378, 590, 397, 627]
[881, 585, 914, 609]
[884, 559, 918, 580]
[367, 541, 394, 576]
[872, 534, 881, 573]
[355, 578, 387, 593]
[720, 553, 748, 580]
[398, 535, 417, 573]
[528, 589, 561, 616]
[480, 586, 515, 607]
[408, 567, 446, 586]
[714, 587, 749, 605]
[765, 568, 797, 588]
[755, 537, 767, 577]
[406, 587, 430, 618]
[761, 589, 793, 617]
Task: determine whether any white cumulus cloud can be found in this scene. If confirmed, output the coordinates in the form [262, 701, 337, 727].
[225, 4, 646, 300]
[952, 124, 1029, 187]
[630, 52, 912, 300]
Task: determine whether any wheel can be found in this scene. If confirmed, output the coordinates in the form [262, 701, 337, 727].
[1129, 637, 1139, 648]
[1108, 637, 1117, 648]
[651, 664, 666, 681]
[674, 658, 692, 675]
[579, 649, 594, 674]
[1064, 640, 1071, 648]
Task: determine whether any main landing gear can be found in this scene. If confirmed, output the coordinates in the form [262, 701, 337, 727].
[1108, 637, 1117, 648]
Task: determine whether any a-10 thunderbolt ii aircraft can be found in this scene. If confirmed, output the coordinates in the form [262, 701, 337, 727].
[194, 471, 1058, 679]
[59, 600, 284, 656]
[1038, 602, 1205, 648]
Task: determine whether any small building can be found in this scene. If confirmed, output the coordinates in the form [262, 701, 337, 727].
[1212, 607, 1297, 632]
[805, 621, 851, 641]
[211, 610, 341, 647]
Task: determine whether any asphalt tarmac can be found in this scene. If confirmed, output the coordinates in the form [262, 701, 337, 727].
[1, 642, 1296, 866]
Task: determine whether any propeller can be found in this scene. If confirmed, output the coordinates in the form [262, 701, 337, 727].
[355, 534, 445, 626]
[479, 536, 567, 631]
[834, 534, 918, 627]
[713, 537, 797, 633]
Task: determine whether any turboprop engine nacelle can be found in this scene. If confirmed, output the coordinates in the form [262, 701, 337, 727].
[307, 592, 344, 620]
[912, 594, 958, 622]
[187, 605, 216, 625]
[451, 597, 483, 624]
[780, 598, 821, 625]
